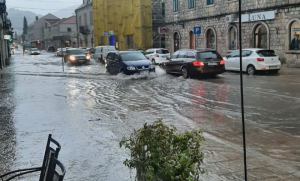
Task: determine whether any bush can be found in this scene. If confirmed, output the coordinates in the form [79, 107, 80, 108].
[120, 119, 205, 181]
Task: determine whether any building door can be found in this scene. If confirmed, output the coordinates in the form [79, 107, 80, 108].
[189, 31, 195, 49]
[174, 32, 180, 52]
[254, 24, 268, 49]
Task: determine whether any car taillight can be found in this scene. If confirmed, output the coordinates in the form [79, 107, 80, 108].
[220, 60, 225, 65]
[257, 58, 264, 62]
[155, 54, 159, 57]
[193, 61, 205, 66]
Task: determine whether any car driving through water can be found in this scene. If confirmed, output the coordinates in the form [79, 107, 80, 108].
[64, 48, 91, 65]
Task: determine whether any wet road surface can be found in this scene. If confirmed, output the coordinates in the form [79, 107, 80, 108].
[0, 49, 300, 180]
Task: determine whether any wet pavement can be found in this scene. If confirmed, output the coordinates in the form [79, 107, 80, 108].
[0, 49, 300, 180]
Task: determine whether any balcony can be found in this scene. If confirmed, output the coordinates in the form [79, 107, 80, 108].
[79, 26, 90, 35]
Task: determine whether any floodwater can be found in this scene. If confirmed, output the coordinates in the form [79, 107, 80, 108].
[0, 49, 299, 180]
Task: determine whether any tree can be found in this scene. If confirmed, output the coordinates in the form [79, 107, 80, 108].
[22, 17, 28, 41]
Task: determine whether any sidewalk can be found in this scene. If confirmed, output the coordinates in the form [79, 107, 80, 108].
[200, 133, 300, 181]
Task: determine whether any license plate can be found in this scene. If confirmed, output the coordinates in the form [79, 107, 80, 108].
[208, 62, 218, 66]
[79, 60, 85, 63]
[269, 66, 279, 69]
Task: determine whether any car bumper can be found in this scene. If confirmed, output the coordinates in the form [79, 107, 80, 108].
[255, 63, 281, 71]
[123, 68, 155, 75]
[31, 52, 40, 55]
[189, 66, 225, 76]
[69, 59, 90, 64]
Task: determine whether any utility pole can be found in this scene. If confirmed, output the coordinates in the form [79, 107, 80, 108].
[60, 38, 64, 72]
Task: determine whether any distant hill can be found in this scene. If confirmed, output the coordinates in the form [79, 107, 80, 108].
[7, 8, 43, 34]
[53, 4, 80, 19]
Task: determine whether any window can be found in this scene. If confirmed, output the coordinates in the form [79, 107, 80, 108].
[207, 0, 214, 5]
[120, 52, 146, 61]
[229, 26, 237, 50]
[178, 51, 186, 58]
[173, 0, 178, 12]
[84, 13, 87, 26]
[67, 28, 72, 32]
[171, 51, 179, 59]
[162, 3, 165, 17]
[206, 29, 215, 49]
[188, 0, 195, 9]
[254, 24, 268, 49]
[257, 50, 277, 57]
[107, 53, 114, 61]
[228, 51, 239, 58]
[289, 21, 300, 50]
[79, 16, 82, 26]
[90, 11, 93, 25]
[156, 49, 169, 54]
[186, 52, 195, 58]
[189, 31, 195, 49]
[174, 32, 180, 51]
[242, 50, 252, 57]
[197, 51, 222, 60]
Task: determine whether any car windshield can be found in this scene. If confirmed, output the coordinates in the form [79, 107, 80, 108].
[197, 51, 222, 60]
[156, 49, 169, 54]
[257, 50, 277, 57]
[120, 52, 146, 61]
[31, 48, 38, 51]
[69, 49, 85, 55]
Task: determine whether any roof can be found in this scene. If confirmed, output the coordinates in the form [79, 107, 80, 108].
[52, 16, 76, 26]
[41, 13, 59, 20]
[75, 1, 92, 12]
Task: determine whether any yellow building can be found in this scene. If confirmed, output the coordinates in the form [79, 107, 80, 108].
[93, 0, 152, 51]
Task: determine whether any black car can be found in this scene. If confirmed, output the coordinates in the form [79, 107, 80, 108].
[64, 48, 91, 64]
[164, 49, 225, 78]
[106, 51, 155, 75]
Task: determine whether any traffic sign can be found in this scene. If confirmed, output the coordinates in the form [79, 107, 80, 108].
[194, 27, 201, 34]
[4, 35, 11, 40]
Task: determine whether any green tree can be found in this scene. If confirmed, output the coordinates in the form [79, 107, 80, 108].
[22, 17, 28, 41]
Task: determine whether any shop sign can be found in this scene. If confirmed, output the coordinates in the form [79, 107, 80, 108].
[4, 35, 11, 40]
[108, 30, 114, 35]
[294, 28, 300, 32]
[242, 11, 275, 22]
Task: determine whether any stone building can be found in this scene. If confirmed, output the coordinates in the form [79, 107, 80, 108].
[164, 0, 300, 67]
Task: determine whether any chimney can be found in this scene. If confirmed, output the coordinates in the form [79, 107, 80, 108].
[36, 16, 38, 21]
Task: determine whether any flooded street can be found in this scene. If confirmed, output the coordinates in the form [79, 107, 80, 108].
[1, 49, 300, 180]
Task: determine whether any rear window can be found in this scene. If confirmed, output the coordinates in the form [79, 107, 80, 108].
[197, 51, 222, 60]
[156, 49, 169, 54]
[257, 50, 277, 57]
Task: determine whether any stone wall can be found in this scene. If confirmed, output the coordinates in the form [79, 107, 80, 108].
[164, 0, 300, 66]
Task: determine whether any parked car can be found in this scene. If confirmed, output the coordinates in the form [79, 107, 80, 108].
[164, 49, 225, 79]
[223, 49, 281, 75]
[92, 46, 116, 64]
[56, 48, 66, 57]
[145, 48, 170, 65]
[28, 48, 40, 55]
[64, 48, 90, 65]
[106, 51, 155, 75]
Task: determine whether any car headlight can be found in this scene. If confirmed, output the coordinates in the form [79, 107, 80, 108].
[86, 55, 91, 59]
[150, 64, 155, 69]
[127, 66, 136, 70]
[70, 56, 76, 61]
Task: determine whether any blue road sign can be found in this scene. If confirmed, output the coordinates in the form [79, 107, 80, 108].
[194, 27, 201, 35]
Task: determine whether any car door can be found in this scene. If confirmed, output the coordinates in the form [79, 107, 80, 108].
[168, 51, 180, 73]
[106, 53, 115, 74]
[241, 50, 253, 71]
[113, 54, 122, 74]
[226, 51, 240, 71]
[174, 51, 186, 73]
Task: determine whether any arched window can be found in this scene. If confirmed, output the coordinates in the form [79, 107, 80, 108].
[254, 24, 268, 49]
[174, 32, 180, 52]
[189, 31, 195, 49]
[228, 26, 237, 50]
[206, 29, 215, 49]
[289, 21, 300, 50]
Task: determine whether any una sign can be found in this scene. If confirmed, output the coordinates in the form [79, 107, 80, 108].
[242, 11, 275, 22]
[4, 35, 11, 40]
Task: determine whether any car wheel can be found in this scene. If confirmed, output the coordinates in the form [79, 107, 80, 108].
[152, 59, 156, 65]
[181, 67, 189, 79]
[247, 65, 256, 75]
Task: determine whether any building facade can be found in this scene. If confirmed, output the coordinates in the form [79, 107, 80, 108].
[164, 0, 300, 67]
[75, 0, 94, 48]
[26, 14, 60, 50]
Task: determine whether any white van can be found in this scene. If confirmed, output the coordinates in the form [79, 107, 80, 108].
[92, 46, 116, 64]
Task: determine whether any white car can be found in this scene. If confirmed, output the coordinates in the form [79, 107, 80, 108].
[92, 46, 116, 64]
[223, 49, 281, 75]
[28, 48, 40, 55]
[145, 48, 170, 65]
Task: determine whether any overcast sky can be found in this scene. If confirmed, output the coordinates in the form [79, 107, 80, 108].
[7, 0, 82, 15]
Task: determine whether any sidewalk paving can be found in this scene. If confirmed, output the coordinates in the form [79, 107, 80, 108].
[200, 133, 300, 181]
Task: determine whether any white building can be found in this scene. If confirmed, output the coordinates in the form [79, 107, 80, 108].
[75, 0, 94, 48]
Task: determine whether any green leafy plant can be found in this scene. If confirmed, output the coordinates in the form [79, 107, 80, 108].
[120, 119, 205, 181]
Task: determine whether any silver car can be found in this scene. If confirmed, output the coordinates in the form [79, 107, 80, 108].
[92, 46, 116, 64]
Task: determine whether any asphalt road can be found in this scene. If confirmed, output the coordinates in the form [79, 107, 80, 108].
[0, 49, 299, 180]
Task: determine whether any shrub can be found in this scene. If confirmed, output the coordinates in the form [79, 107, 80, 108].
[120, 119, 205, 181]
